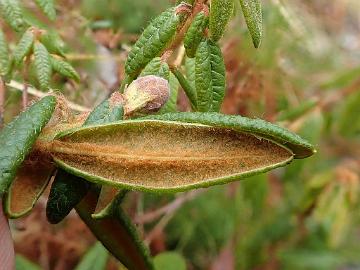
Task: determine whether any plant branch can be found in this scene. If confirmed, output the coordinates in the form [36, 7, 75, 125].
[6, 80, 89, 112]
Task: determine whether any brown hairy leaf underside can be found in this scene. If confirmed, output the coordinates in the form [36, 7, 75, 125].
[48, 122, 293, 189]
[7, 160, 53, 215]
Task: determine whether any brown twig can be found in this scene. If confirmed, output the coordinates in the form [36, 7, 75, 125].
[6, 80, 89, 112]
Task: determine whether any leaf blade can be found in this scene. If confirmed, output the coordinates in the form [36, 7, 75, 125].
[0, 95, 57, 197]
[239, 0, 263, 48]
[33, 42, 52, 90]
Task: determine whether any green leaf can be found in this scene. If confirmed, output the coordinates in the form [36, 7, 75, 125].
[239, 0, 262, 48]
[154, 252, 186, 270]
[159, 73, 179, 113]
[46, 170, 90, 224]
[75, 188, 154, 270]
[47, 112, 314, 193]
[46, 92, 124, 224]
[40, 31, 66, 57]
[50, 57, 80, 82]
[184, 11, 208, 58]
[184, 56, 195, 89]
[195, 39, 226, 112]
[337, 90, 360, 138]
[33, 42, 52, 89]
[0, 29, 11, 76]
[15, 255, 41, 270]
[277, 100, 317, 122]
[0, 0, 26, 31]
[171, 67, 197, 109]
[13, 29, 34, 66]
[0, 95, 56, 197]
[34, 0, 56, 21]
[75, 242, 108, 270]
[4, 161, 53, 218]
[140, 57, 170, 80]
[125, 7, 183, 77]
[209, 0, 235, 42]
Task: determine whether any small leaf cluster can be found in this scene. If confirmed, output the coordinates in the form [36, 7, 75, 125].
[0, 0, 79, 89]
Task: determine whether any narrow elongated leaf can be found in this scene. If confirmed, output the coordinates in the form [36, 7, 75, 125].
[4, 160, 54, 218]
[195, 39, 225, 112]
[46, 113, 314, 193]
[0, 0, 25, 31]
[33, 42, 52, 89]
[34, 0, 56, 21]
[75, 188, 154, 270]
[14, 29, 34, 66]
[74, 242, 108, 270]
[46, 169, 90, 224]
[239, 0, 262, 48]
[92, 186, 125, 219]
[40, 31, 66, 57]
[209, 0, 234, 42]
[46, 92, 124, 224]
[184, 12, 208, 58]
[171, 67, 197, 109]
[0, 95, 57, 197]
[0, 29, 10, 76]
[50, 57, 80, 82]
[15, 255, 41, 270]
[154, 252, 186, 270]
[125, 7, 183, 77]
[140, 57, 169, 80]
[158, 73, 179, 113]
[185, 56, 195, 89]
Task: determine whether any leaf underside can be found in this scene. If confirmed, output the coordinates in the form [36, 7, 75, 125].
[49, 120, 294, 192]
[4, 159, 53, 218]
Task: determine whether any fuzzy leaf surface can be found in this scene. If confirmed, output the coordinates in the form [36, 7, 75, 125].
[47, 113, 314, 193]
[0, 96, 56, 197]
[239, 0, 262, 48]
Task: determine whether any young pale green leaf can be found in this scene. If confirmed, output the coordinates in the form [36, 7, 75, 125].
[40, 31, 66, 57]
[209, 0, 235, 42]
[154, 252, 186, 270]
[15, 255, 41, 270]
[0, 29, 10, 76]
[46, 113, 314, 193]
[4, 160, 53, 219]
[185, 56, 195, 89]
[140, 57, 169, 80]
[239, 0, 262, 48]
[74, 242, 108, 270]
[195, 39, 225, 112]
[0, 0, 25, 31]
[171, 67, 197, 109]
[0, 96, 56, 197]
[13, 29, 35, 66]
[34, 0, 56, 21]
[125, 7, 183, 77]
[184, 11, 208, 58]
[50, 57, 80, 82]
[46, 92, 125, 224]
[33, 42, 52, 89]
[75, 188, 154, 270]
[158, 73, 179, 113]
